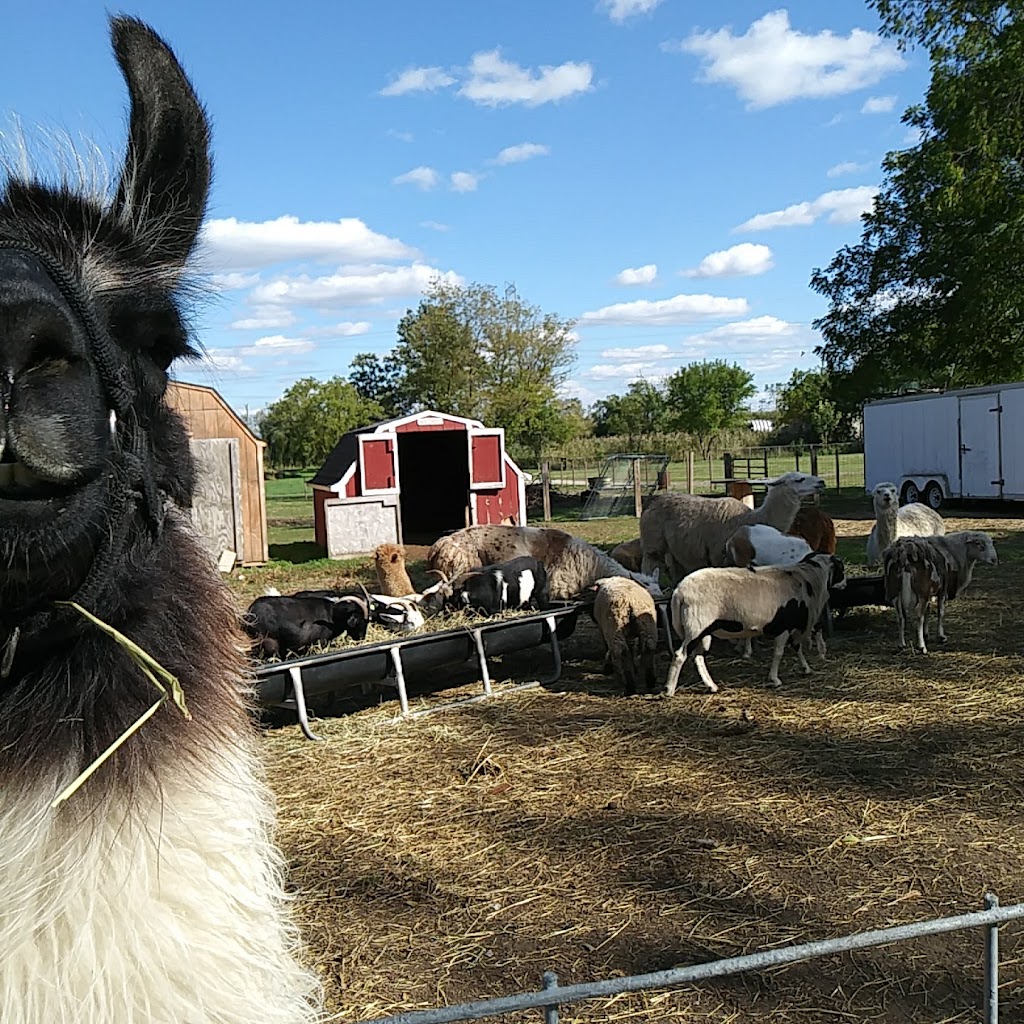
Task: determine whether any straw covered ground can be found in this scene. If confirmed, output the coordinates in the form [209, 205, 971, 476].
[237, 502, 1024, 1022]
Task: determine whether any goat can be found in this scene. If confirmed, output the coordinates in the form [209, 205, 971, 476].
[640, 472, 826, 585]
[586, 577, 658, 695]
[448, 556, 549, 616]
[787, 505, 837, 554]
[828, 575, 888, 621]
[665, 553, 846, 694]
[367, 593, 426, 633]
[0, 17, 321, 1022]
[427, 524, 660, 600]
[883, 531, 997, 652]
[245, 593, 369, 658]
[866, 482, 945, 566]
[374, 542, 415, 597]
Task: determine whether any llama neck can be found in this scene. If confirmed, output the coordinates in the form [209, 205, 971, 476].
[755, 488, 800, 531]
[875, 504, 898, 549]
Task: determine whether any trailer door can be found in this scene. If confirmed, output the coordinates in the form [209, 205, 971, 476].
[959, 395, 1001, 497]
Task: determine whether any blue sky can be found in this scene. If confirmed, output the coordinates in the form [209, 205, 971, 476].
[3, 1, 930, 419]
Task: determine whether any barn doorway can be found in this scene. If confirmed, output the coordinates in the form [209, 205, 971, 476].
[398, 430, 471, 543]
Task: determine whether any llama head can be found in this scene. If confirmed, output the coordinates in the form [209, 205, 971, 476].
[764, 471, 826, 499]
[0, 18, 208, 612]
[872, 482, 899, 510]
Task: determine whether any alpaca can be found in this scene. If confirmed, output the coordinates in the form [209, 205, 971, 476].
[374, 542, 415, 596]
[0, 18, 322, 1024]
[865, 481, 945, 566]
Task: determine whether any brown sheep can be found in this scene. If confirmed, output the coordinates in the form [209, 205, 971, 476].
[609, 538, 643, 572]
[374, 543, 415, 597]
[589, 577, 658, 694]
[786, 505, 837, 554]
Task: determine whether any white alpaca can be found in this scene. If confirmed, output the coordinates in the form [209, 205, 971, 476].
[865, 482, 945, 566]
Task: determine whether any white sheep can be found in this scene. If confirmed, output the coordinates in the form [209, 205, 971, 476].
[865, 482, 945, 566]
[640, 472, 826, 585]
[883, 530, 997, 652]
[427, 525, 661, 601]
[589, 577, 659, 694]
[664, 553, 845, 694]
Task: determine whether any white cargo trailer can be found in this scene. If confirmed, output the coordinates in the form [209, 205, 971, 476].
[863, 381, 1024, 509]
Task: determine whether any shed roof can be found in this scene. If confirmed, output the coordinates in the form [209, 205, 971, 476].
[309, 409, 488, 487]
[168, 380, 264, 447]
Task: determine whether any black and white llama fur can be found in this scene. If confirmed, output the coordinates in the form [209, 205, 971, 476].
[0, 18, 322, 1024]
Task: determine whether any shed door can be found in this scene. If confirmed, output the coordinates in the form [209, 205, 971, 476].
[468, 428, 506, 489]
[359, 433, 400, 494]
[190, 438, 244, 565]
[959, 395, 1001, 497]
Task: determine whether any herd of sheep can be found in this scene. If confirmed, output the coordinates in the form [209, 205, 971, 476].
[245, 475, 999, 693]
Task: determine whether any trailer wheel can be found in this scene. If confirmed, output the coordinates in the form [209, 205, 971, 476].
[923, 481, 943, 510]
[901, 480, 921, 505]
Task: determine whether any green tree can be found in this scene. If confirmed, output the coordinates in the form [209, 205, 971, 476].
[811, 1, 1024, 411]
[592, 380, 668, 444]
[261, 376, 382, 468]
[348, 352, 409, 418]
[393, 280, 577, 459]
[770, 368, 843, 444]
[663, 360, 755, 458]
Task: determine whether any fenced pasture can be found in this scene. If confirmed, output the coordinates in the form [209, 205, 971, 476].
[236, 499, 1024, 1022]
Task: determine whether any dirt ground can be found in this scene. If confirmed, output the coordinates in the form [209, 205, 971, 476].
[250, 504, 1024, 1022]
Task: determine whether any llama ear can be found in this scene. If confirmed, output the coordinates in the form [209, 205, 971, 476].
[110, 17, 211, 267]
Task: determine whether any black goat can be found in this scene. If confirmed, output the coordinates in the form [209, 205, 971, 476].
[449, 556, 549, 616]
[245, 593, 369, 659]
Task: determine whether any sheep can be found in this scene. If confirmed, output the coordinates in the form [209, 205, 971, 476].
[0, 18, 322, 1022]
[664, 553, 846, 694]
[609, 538, 643, 572]
[787, 505, 837, 554]
[865, 482, 945, 566]
[448, 556, 550, 616]
[374, 542, 415, 597]
[639, 472, 826, 585]
[244, 593, 369, 658]
[427, 524, 661, 601]
[587, 577, 658, 695]
[883, 531, 997, 653]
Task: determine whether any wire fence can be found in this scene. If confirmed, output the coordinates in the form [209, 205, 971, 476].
[359, 894, 1022, 1024]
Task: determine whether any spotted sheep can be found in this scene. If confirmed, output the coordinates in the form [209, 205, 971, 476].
[883, 531, 997, 653]
[664, 553, 847, 694]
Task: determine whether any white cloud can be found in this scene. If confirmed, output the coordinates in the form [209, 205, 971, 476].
[459, 50, 594, 107]
[250, 262, 464, 309]
[585, 361, 666, 380]
[558, 379, 601, 406]
[380, 66, 456, 97]
[420, 220, 450, 232]
[201, 216, 415, 270]
[735, 185, 879, 231]
[682, 242, 774, 278]
[239, 335, 315, 356]
[450, 171, 480, 192]
[904, 126, 923, 145]
[211, 272, 259, 290]
[615, 263, 658, 286]
[601, 344, 674, 360]
[387, 129, 414, 142]
[490, 142, 550, 165]
[194, 349, 251, 374]
[600, 0, 663, 22]
[671, 10, 905, 110]
[861, 94, 896, 114]
[393, 166, 440, 190]
[306, 321, 373, 338]
[827, 160, 870, 178]
[229, 307, 298, 331]
[581, 292, 750, 326]
[687, 315, 801, 344]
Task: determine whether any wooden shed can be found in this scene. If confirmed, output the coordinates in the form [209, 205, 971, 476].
[310, 410, 528, 559]
[166, 381, 269, 566]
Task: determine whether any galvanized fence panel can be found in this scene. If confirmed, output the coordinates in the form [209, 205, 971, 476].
[360, 894, 1023, 1024]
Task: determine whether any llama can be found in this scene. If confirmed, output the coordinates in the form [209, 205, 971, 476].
[0, 18, 322, 1023]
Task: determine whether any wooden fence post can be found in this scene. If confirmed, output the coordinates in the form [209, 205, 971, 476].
[810, 446, 819, 478]
[541, 460, 552, 522]
[632, 458, 643, 518]
[687, 451, 695, 494]
[795, 449, 801, 472]
[835, 449, 841, 493]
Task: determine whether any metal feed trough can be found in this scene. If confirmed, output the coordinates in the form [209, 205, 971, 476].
[254, 605, 582, 739]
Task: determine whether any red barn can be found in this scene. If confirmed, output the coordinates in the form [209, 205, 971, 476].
[310, 411, 528, 558]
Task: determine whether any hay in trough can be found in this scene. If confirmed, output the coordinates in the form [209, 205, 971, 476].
[251, 507, 1024, 1022]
